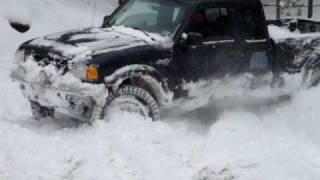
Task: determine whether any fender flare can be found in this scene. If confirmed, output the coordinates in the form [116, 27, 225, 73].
[104, 65, 173, 105]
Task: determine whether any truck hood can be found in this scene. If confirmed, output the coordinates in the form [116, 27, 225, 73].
[22, 26, 171, 62]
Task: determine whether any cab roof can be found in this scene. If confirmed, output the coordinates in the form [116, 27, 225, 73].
[178, 0, 261, 5]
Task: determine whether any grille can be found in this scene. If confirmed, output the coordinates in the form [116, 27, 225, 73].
[32, 53, 68, 72]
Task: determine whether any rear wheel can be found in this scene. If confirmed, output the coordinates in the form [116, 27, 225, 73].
[30, 101, 54, 120]
[302, 67, 320, 88]
[102, 85, 160, 121]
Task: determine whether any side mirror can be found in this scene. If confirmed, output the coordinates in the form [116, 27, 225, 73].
[102, 15, 111, 27]
[180, 32, 202, 46]
[8, 20, 30, 33]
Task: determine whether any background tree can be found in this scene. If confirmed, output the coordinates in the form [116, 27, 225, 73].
[275, 0, 314, 18]
[308, 0, 313, 18]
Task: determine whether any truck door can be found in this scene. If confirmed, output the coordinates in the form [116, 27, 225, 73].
[236, 2, 273, 74]
[199, 5, 244, 78]
[176, 4, 245, 80]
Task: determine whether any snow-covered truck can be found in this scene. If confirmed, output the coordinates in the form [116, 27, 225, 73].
[10, 0, 320, 121]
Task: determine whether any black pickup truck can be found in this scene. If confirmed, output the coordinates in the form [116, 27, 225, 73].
[10, 0, 320, 121]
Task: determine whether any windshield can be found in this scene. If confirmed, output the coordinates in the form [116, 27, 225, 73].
[108, 0, 189, 37]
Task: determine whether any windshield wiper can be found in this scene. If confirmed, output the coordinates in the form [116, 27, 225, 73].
[132, 27, 156, 41]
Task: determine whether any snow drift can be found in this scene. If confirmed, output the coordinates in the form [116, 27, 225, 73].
[1, 0, 320, 180]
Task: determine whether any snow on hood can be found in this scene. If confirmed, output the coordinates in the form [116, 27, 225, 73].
[27, 26, 173, 62]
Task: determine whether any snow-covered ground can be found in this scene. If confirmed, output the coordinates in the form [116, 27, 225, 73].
[1, 1, 320, 180]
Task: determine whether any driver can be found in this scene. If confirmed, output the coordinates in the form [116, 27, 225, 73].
[189, 9, 210, 37]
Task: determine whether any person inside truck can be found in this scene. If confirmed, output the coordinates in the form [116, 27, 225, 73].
[189, 9, 210, 37]
[188, 8, 232, 40]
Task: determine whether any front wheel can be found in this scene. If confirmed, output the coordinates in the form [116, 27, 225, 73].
[102, 85, 160, 121]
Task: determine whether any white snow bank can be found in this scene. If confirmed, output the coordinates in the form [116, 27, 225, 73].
[2, 72, 320, 180]
[1, 0, 320, 180]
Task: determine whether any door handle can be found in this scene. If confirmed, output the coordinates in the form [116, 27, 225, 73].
[245, 39, 267, 43]
[203, 39, 235, 45]
[202, 41, 217, 49]
[203, 39, 235, 48]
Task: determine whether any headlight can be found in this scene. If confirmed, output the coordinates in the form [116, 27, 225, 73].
[14, 49, 25, 64]
[71, 63, 100, 81]
[70, 63, 87, 80]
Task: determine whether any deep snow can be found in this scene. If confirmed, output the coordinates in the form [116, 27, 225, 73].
[1, 1, 320, 180]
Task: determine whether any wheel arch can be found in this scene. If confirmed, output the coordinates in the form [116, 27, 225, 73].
[104, 65, 173, 105]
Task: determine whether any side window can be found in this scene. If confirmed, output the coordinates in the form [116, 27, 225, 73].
[206, 8, 228, 25]
[188, 6, 233, 40]
[239, 5, 266, 40]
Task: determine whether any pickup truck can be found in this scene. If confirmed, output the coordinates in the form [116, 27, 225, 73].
[10, 0, 320, 122]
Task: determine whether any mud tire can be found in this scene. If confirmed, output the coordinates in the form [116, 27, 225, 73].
[302, 67, 320, 88]
[103, 85, 160, 121]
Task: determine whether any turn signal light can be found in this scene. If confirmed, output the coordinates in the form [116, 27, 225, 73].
[86, 65, 99, 81]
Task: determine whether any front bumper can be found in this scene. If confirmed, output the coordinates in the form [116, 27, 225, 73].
[10, 67, 107, 122]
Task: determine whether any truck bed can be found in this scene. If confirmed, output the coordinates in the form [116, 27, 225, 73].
[267, 18, 320, 33]
[267, 20, 320, 75]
